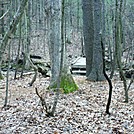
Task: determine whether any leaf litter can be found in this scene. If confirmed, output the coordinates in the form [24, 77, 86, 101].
[0, 74, 133, 134]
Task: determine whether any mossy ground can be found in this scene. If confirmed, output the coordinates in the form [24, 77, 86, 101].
[49, 73, 78, 94]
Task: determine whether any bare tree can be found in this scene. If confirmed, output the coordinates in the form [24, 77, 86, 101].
[0, 0, 29, 65]
[115, 0, 133, 103]
[36, 0, 78, 117]
[49, 0, 78, 93]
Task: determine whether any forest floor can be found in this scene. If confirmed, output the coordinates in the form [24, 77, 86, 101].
[0, 73, 134, 134]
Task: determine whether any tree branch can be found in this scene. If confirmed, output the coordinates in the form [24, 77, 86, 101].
[0, 9, 9, 20]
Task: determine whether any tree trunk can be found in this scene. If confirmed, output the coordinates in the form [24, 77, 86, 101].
[87, 0, 105, 81]
[49, 0, 61, 84]
[4, 42, 11, 107]
[14, 20, 22, 79]
[24, 2, 31, 69]
[49, 0, 78, 94]
[115, 0, 128, 103]
[82, 0, 94, 76]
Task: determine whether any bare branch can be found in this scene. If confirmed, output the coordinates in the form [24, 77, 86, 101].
[35, 88, 49, 115]
[0, 9, 9, 20]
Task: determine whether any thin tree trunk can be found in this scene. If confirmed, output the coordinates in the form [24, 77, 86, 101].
[14, 20, 22, 79]
[24, 2, 31, 69]
[4, 43, 11, 107]
[20, 39, 25, 78]
[49, 0, 65, 116]
[115, 0, 129, 103]
[101, 37, 113, 115]
[0, 0, 5, 80]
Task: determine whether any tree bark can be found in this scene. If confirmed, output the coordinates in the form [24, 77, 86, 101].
[49, 0, 61, 84]
[49, 0, 78, 94]
[115, 0, 129, 103]
[87, 0, 105, 81]
[82, 0, 94, 76]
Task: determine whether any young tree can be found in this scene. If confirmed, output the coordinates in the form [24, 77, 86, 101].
[101, 36, 113, 115]
[0, 0, 5, 79]
[115, 0, 133, 103]
[4, 42, 11, 107]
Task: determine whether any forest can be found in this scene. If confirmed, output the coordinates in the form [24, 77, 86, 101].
[0, 0, 133, 133]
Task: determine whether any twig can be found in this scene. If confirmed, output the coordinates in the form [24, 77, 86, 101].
[127, 74, 133, 91]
